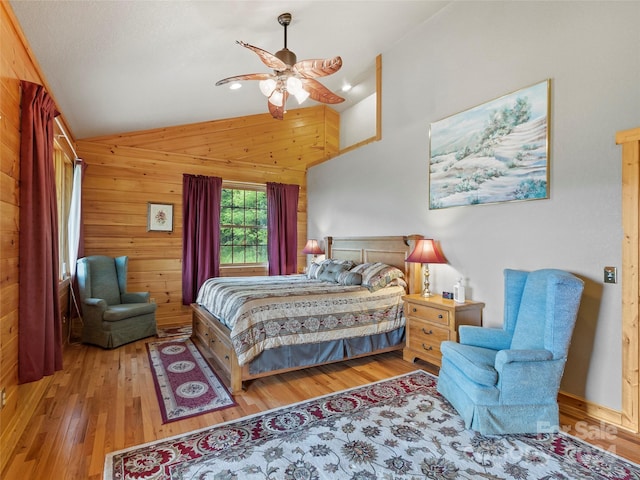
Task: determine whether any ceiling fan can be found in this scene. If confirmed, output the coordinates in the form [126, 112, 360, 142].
[215, 12, 345, 120]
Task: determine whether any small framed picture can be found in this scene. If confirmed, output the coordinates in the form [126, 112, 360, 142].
[147, 203, 173, 232]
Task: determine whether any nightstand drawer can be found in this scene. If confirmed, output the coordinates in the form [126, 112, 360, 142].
[406, 303, 450, 326]
[402, 294, 484, 367]
[407, 320, 450, 356]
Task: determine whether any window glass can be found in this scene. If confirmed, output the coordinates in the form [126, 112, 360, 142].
[220, 186, 268, 265]
[54, 147, 73, 279]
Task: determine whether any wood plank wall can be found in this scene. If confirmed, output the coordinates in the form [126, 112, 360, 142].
[0, 1, 59, 471]
[77, 106, 340, 327]
[0, 0, 340, 464]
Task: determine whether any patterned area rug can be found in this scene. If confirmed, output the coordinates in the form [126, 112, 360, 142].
[146, 338, 235, 423]
[156, 325, 192, 338]
[104, 370, 640, 479]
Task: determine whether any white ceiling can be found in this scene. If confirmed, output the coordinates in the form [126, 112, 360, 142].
[10, 0, 448, 140]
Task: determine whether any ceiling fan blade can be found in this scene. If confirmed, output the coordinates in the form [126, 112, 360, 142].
[267, 91, 289, 120]
[300, 78, 345, 104]
[215, 73, 274, 86]
[294, 56, 343, 78]
[237, 41, 288, 71]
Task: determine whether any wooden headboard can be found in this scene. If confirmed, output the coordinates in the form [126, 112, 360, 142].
[325, 235, 423, 294]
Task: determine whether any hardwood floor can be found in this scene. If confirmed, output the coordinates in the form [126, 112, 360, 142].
[2, 336, 639, 479]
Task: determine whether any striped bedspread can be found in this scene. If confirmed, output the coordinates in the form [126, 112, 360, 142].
[196, 275, 406, 366]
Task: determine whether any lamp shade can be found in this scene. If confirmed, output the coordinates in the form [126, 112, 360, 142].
[406, 239, 446, 264]
[302, 239, 324, 255]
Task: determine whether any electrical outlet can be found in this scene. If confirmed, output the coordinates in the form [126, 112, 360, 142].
[604, 266, 617, 284]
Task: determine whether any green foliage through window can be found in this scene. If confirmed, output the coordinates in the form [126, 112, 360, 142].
[220, 187, 268, 264]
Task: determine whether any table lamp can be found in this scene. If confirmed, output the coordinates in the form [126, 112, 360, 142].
[406, 239, 447, 297]
[302, 239, 324, 262]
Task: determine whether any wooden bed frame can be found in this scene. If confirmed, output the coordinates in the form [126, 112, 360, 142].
[191, 235, 423, 393]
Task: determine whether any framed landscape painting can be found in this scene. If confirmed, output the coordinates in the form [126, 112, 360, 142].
[429, 79, 550, 209]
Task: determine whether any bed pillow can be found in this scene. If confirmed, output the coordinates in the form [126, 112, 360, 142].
[306, 261, 323, 279]
[318, 261, 353, 282]
[350, 262, 405, 292]
[336, 270, 363, 286]
[306, 259, 332, 279]
[308, 259, 332, 279]
[308, 259, 355, 280]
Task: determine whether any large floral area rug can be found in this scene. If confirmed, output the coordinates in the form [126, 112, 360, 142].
[147, 338, 235, 423]
[105, 370, 640, 479]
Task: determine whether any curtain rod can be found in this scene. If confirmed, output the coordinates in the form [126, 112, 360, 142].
[54, 116, 78, 160]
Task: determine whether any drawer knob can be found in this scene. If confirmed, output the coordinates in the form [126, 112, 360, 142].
[422, 328, 433, 335]
[412, 307, 417, 313]
[225, 355, 230, 360]
[438, 314, 443, 319]
[422, 344, 433, 351]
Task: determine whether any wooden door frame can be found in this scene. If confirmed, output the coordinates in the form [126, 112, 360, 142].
[617, 126, 640, 432]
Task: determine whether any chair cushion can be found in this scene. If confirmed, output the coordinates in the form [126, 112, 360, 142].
[440, 341, 499, 387]
[87, 256, 122, 305]
[510, 270, 549, 350]
[103, 302, 157, 322]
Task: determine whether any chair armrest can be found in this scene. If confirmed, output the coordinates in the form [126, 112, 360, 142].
[494, 349, 564, 404]
[121, 292, 150, 303]
[495, 349, 553, 372]
[84, 298, 107, 309]
[81, 298, 108, 327]
[459, 325, 512, 350]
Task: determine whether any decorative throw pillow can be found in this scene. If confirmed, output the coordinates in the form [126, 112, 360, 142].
[387, 277, 408, 289]
[351, 262, 405, 292]
[306, 262, 323, 279]
[336, 270, 363, 286]
[314, 259, 334, 278]
[318, 261, 352, 282]
[315, 259, 355, 277]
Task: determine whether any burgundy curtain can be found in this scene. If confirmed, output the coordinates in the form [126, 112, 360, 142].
[267, 182, 299, 275]
[18, 80, 63, 383]
[182, 174, 222, 304]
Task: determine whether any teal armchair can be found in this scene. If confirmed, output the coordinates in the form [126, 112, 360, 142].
[76, 255, 157, 348]
[436, 269, 584, 435]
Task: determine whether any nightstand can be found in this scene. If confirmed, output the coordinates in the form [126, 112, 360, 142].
[402, 294, 484, 367]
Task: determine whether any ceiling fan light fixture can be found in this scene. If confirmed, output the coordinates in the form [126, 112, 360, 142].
[259, 79, 277, 97]
[286, 75, 302, 93]
[269, 89, 284, 107]
[229, 82, 242, 90]
[215, 12, 344, 119]
[293, 88, 310, 104]
[285, 76, 309, 104]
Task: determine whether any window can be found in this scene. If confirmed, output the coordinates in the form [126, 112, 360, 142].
[220, 184, 268, 265]
[54, 146, 73, 280]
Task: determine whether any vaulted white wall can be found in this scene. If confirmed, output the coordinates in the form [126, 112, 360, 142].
[307, 1, 640, 409]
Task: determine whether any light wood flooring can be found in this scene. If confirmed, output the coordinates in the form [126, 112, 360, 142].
[2, 335, 640, 479]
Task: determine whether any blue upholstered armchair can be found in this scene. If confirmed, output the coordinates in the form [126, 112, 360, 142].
[437, 269, 584, 435]
[76, 255, 157, 348]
